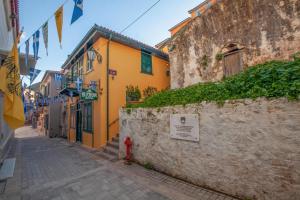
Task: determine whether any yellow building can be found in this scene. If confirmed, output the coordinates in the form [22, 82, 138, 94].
[60, 25, 170, 149]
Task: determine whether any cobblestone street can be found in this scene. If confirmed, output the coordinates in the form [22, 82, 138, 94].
[1, 126, 237, 200]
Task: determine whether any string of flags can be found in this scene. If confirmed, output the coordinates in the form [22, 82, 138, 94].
[24, 95, 68, 109]
[29, 68, 41, 84]
[22, 0, 84, 68]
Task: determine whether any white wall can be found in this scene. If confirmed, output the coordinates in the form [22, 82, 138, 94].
[0, 0, 13, 51]
[120, 98, 300, 200]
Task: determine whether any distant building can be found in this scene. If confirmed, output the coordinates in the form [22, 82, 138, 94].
[168, 0, 300, 88]
[39, 71, 62, 137]
[60, 25, 170, 148]
[24, 82, 41, 127]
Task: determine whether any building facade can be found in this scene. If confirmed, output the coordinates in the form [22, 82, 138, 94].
[169, 0, 300, 88]
[156, 0, 219, 53]
[39, 71, 62, 138]
[60, 25, 170, 149]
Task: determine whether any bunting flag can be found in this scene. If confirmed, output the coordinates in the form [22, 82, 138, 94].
[55, 6, 63, 47]
[71, 0, 83, 24]
[76, 77, 82, 92]
[29, 68, 41, 83]
[42, 22, 49, 55]
[0, 35, 25, 129]
[25, 39, 29, 66]
[54, 73, 62, 81]
[32, 30, 40, 61]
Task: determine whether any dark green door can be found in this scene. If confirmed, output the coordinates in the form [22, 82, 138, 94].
[76, 103, 82, 142]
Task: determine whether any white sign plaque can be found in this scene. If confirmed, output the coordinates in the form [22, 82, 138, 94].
[170, 114, 199, 142]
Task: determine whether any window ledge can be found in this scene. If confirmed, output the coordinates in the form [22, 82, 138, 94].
[83, 130, 93, 134]
[141, 71, 153, 75]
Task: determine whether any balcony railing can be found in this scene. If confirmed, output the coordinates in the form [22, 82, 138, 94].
[61, 75, 78, 90]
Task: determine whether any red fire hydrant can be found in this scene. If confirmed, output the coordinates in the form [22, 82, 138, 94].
[124, 136, 133, 164]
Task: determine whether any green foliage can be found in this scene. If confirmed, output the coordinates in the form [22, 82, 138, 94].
[293, 51, 300, 61]
[215, 53, 224, 61]
[201, 55, 209, 69]
[126, 109, 132, 115]
[144, 162, 154, 170]
[143, 86, 158, 99]
[126, 85, 141, 101]
[128, 59, 300, 108]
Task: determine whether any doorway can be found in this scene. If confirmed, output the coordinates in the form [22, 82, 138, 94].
[76, 103, 82, 142]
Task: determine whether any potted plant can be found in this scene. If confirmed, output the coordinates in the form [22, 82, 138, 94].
[143, 86, 158, 99]
[126, 85, 141, 104]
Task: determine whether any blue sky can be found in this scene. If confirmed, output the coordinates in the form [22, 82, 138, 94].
[19, 0, 202, 84]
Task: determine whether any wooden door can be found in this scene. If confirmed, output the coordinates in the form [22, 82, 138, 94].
[223, 51, 242, 77]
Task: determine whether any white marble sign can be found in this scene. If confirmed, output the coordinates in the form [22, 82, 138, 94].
[170, 114, 199, 142]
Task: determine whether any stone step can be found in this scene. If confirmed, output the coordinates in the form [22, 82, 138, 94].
[95, 151, 118, 162]
[103, 145, 119, 156]
[107, 141, 119, 149]
[112, 136, 119, 143]
[0, 158, 16, 181]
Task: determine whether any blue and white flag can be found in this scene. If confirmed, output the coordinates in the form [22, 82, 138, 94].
[76, 77, 82, 92]
[33, 30, 40, 61]
[71, 0, 83, 24]
[25, 39, 30, 66]
[29, 68, 41, 83]
[54, 73, 62, 81]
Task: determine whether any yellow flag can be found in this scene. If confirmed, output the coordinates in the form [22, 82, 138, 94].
[0, 37, 25, 129]
[55, 6, 63, 47]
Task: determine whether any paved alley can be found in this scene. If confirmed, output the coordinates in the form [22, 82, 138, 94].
[1, 126, 237, 200]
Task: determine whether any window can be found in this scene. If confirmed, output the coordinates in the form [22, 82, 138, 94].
[196, 10, 201, 17]
[87, 58, 93, 72]
[83, 102, 93, 132]
[78, 57, 84, 79]
[141, 50, 152, 74]
[70, 105, 76, 129]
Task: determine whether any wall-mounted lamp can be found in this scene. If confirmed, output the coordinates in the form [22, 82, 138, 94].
[87, 48, 102, 64]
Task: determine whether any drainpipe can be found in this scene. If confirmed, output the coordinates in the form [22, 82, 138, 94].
[106, 34, 112, 142]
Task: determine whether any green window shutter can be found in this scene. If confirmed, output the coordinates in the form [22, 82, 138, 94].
[83, 102, 93, 133]
[141, 51, 152, 74]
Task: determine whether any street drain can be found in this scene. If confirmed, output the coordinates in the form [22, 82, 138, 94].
[0, 180, 7, 194]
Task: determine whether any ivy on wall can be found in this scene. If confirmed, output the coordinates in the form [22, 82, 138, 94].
[128, 58, 300, 108]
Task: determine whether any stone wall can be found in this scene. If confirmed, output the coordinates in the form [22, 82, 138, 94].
[170, 0, 300, 88]
[119, 98, 300, 200]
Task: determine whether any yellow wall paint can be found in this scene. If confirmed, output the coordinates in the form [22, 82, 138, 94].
[82, 132, 93, 147]
[69, 128, 76, 142]
[66, 37, 169, 149]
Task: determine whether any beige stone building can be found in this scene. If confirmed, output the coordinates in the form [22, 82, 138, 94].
[168, 0, 300, 88]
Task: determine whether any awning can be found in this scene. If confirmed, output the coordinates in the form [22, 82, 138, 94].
[59, 87, 80, 97]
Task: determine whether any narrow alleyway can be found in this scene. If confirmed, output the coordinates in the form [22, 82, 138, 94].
[1, 126, 237, 200]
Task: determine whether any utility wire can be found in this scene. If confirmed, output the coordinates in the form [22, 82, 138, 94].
[24, 0, 163, 79]
[120, 0, 161, 33]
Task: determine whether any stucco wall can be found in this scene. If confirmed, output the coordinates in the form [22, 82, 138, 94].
[0, 0, 14, 52]
[0, 93, 14, 161]
[119, 98, 300, 200]
[169, 0, 300, 88]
